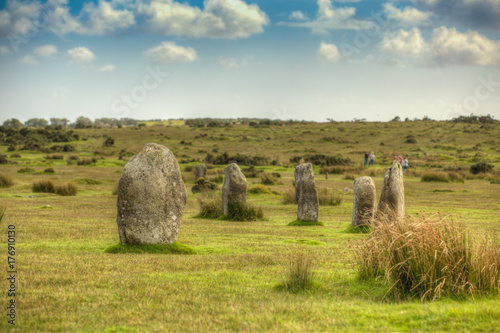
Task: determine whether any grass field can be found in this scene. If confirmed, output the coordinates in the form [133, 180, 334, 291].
[1, 120, 499, 331]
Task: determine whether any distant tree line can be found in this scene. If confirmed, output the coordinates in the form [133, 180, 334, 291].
[1, 117, 139, 129]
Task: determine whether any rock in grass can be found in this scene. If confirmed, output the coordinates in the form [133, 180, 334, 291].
[294, 163, 319, 222]
[378, 160, 405, 220]
[222, 163, 247, 215]
[116, 143, 187, 245]
[352, 176, 376, 227]
[195, 163, 207, 180]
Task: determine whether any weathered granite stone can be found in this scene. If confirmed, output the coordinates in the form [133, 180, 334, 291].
[222, 163, 247, 215]
[295, 163, 319, 222]
[378, 160, 405, 220]
[352, 176, 376, 226]
[195, 163, 207, 180]
[116, 143, 187, 244]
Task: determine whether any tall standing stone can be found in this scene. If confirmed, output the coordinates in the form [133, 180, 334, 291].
[378, 160, 405, 220]
[116, 143, 187, 245]
[352, 176, 376, 226]
[222, 163, 247, 215]
[195, 163, 207, 180]
[295, 163, 319, 222]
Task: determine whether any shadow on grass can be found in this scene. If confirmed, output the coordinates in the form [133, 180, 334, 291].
[287, 220, 324, 226]
[104, 242, 197, 255]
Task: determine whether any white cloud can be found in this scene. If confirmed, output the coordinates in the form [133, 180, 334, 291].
[379, 27, 427, 56]
[145, 41, 197, 64]
[279, 0, 374, 33]
[218, 57, 239, 68]
[138, 0, 269, 39]
[429, 26, 500, 66]
[20, 54, 38, 65]
[99, 64, 115, 72]
[67, 46, 95, 63]
[318, 41, 342, 62]
[383, 3, 431, 27]
[0, 45, 11, 55]
[289, 11, 308, 21]
[44, 0, 134, 36]
[34, 44, 57, 57]
[0, 0, 42, 37]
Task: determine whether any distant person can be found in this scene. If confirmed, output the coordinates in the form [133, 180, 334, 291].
[403, 158, 409, 171]
[399, 156, 403, 165]
[369, 152, 375, 166]
[364, 152, 369, 165]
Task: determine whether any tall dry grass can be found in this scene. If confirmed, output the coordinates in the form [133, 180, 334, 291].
[278, 252, 316, 292]
[356, 214, 500, 301]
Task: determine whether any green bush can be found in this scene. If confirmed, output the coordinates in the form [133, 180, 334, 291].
[0, 172, 14, 188]
[44, 168, 55, 174]
[470, 162, 494, 175]
[225, 200, 263, 222]
[192, 178, 218, 193]
[317, 188, 342, 206]
[46, 153, 63, 160]
[260, 173, 276, 185]
[195, 192, 223, 219]
[32, 179, 56, 193]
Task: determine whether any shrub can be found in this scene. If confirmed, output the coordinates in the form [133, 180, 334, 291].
[282, 188, 297, 205]
[18, 167, 35, 173]
[192, 178, 218, 193]
[212, 175, 224, 184]
[77, 157, 97, 166]
[242, 166, 261, 178]
[67, 154, 79, 161]
[10, 153, 21, 158]
[225, 200, 264, 222]
[44, 168, 55, 174]
[195, 192, 223, 219]
[470, 162, 494, 175]
[421, 172, 450, 182]
[248, 185, 273, 194]
[46, 153, 63, 160]
[343, 173, 357, 180]
[0, 154, 8, 164]
[277, 252, 316, 292]
[0, 172, 14, 188]
[55, 182, 78, 196]
[290, 154, 351, 166]
[317, 188, 342, 206]
[355, 214, 500, 301]
[447, 171, 465, 183]
[260, 173, 276, 185]
[103, 137, 114, 147]
[32, 179, 56, 193]
[405, 135, 417, 143]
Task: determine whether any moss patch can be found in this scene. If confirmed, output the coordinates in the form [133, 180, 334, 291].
[104, 242, 197, 255]
[287, 220, 324, 227]
[342, 225, 371, 234]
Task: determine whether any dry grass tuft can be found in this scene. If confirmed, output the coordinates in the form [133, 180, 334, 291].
[0, 172, 14, 188]
[278, 252, 316, 292]
[32, 179, 56, 193]
[355, 214, 500, 301]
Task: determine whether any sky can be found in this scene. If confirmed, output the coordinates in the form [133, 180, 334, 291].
[0, 0, 499, 123]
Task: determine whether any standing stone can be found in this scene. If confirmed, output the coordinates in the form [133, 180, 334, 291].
[222, 163, 247, 215]
[295, 163, 319, 222]
[378, 160, 405, 220]
[195, 163, 207, 180]
[116, 143, 187, 245]
[352, 176, 376, 226]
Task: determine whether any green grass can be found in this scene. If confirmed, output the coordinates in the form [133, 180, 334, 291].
[288, 220, 325, 226]
[104, 242, 197, 255]
[0, 120, 499, 331]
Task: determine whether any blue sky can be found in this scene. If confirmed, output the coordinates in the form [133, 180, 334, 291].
[0, 0, 499, 123]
